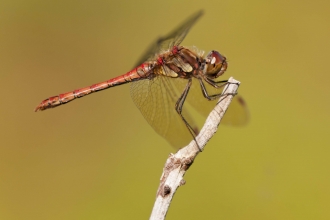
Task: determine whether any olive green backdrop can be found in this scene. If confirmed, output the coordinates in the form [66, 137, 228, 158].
[1, 0, 329, 219]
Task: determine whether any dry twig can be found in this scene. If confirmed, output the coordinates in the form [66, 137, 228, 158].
[149, 77, 240, 220]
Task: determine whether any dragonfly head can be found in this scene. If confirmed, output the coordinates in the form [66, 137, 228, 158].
[204, 50, 227, 78]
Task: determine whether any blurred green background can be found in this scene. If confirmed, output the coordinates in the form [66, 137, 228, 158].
[1, 0, 329, 219]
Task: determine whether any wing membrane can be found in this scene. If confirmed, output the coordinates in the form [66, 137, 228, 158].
[185, 78, 249, 126]
[135, 10, 203, 66]
[130, 76, 198, 148]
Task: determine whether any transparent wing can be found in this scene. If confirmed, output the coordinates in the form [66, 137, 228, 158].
[130, 76, 198, 148]
[185, 78, 249, 126]
[135, 10, 204, 66]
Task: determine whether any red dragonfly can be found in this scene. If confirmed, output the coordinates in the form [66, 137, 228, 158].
[35, 11, 248, 148]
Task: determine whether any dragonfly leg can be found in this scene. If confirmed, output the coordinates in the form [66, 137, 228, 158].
[204, 78, 228, 88]
[175, 78, 202, 151]
[198, 78, 238, 101]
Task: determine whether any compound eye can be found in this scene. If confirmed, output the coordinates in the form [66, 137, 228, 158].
[205, 50, 227, 78]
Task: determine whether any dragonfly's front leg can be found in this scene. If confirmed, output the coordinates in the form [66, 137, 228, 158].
[175, 78, 201, 151]
[198, 78, 237, 101]
[203, 77, 228, 88]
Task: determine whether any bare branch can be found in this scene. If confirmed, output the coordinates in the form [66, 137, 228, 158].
[149, 77, 240, 220]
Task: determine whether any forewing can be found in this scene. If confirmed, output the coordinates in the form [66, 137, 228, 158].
[135, 10, 204, 66]
[185, 78, 249, 126]
[130, 76, 198, 148]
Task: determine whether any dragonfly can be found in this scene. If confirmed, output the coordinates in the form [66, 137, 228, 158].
[35, 10, 248, 148]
